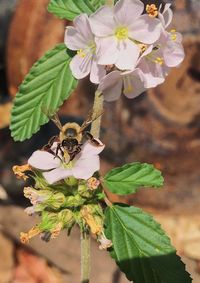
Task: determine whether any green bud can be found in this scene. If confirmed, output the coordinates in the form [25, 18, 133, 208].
[65, 194, 85, 207]
[78, 184, 93, 198]
[47, 192, 66, 210]
[39, 211, 57, 231]
[65, 176, 78, 186]
[58, 209, 74, 228]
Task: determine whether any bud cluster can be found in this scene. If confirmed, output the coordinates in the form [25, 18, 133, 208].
[13, 164, 111, 249]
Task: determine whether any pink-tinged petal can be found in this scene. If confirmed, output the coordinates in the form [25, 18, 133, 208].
[114, 0, 144, 25]
[115, 39, 140, 70]
[72, 155, 100, 180]
[64, 26, 86, 51]
[78, 140, 105, 159]
[95, 36, 119, 66]
[122, 70, 146, 99]
[90, 58, 106, 84]
[164, 42, 185, 67]
[98, 70, 123, 101]
[74, 14, 93, 41]
[138, 60, 166, 88]
[129, 15, 162, 44]
[28, 151, 60, 170]
[89, 6, 115, 37]
[158, 4, 173, 28]
[70, 54, 92, 80]
[43, 168, 72, 184]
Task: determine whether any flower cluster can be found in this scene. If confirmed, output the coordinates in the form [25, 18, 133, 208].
[12, 139, 111, 249]
[65, 0, 184, 101]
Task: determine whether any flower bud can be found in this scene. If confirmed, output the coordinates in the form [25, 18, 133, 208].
[65, 176, 78, 186]
[87, 177, 100, 191]
[98, 233, 112, 250]
[65, 194, 85, 207]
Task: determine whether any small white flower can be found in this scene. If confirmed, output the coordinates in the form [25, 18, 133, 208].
[65, 14, 106, 84]
[28, 140, 105, 184]
[98, 68, 146, 101]
[90, 0, 162, 70]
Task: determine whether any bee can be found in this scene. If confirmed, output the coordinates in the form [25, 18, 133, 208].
[43, 112, 102, 162]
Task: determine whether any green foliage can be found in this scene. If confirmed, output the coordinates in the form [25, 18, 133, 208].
[105, 204, 192, 283]
[10, 44, 77, 141]
[47, 0, 105, 20]
[103, 162, 164, 195]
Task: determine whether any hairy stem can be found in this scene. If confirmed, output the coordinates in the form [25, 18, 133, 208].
[80, 90, 104, 283]
[81, 232, 90, 283]
[90, 90, 104, 138]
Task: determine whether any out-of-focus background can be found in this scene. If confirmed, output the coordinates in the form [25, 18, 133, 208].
[0, 0, 200, 282]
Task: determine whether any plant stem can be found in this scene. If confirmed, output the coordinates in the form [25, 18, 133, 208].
[81, 231, 90, 283]
[90, 90, 104, 138]
[80, 90, 104, 283]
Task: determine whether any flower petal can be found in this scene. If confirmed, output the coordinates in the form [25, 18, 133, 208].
[64, 26, 86, 51]
[123, 70, 146, 99]
[28, 151, 60, 170]
[89, 58, 106, 84]
[158, 4, 173, 28]
[164, 42, 185, 67]
[114, 0, 144, 25]
[74, 14, 93, 41]
[89, 6, 115, 37]
[129, 15, 162, 44]
[95, 36, 119, 66]
[43, 168, 72, 184]
[138, 59, 167, 88]
[98, 70, 123, 101]
[78, 140, 105, 159]
[70, 54, 91, 80]
[72, 155, 100, 180]
[115, 39, 140, 70]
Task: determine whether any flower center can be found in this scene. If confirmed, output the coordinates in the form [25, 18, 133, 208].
[77, 41, 96, 58]
[146, 4, 158, 18]
[115, 27, 128, 41]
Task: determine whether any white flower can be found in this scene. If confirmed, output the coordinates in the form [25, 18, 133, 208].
[64, 14, 106, 84]
[98, 68, 146, 101]
[28, 140, 105, 184]
[137, 4, 185, 88]
[89, 0, 162, 70]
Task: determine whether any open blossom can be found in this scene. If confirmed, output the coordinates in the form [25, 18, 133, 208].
[98, 69, 146, 101]
[89, 0, 162, 70]
[64, 14, 106, 84]
[137, 4, 185, 88]
[28, 140, 105, 184]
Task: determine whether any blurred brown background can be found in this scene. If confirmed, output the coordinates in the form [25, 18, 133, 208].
[0, 0, 200, 282]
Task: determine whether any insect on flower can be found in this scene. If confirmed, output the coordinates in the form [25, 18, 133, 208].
[42, 110, 103, 163]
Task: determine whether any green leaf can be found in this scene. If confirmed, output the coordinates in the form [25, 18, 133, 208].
[10, 44, 77, 141]
[103, 162, 164, 195]
[105, 204, 192, 283]
[47, 0, 105, 20]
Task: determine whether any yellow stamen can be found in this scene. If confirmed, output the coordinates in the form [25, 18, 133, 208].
[170, 29, 177, 41]
[115, 26, 128, 41]
[154, 57, 164, 65]
[139, 43, 148, 54]
[77, 49, 86, 58]
[146, 4, 158, 18]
